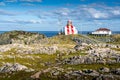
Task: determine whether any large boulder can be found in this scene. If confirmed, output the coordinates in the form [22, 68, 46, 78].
[0, 63, 29, 73]
[74, 43, 88, 51]
[99, 67, 110, 73]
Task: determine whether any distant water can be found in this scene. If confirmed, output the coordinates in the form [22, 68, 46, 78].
[0, 31, 120, 37]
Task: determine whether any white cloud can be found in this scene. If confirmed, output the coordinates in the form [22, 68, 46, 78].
[112, 10, 120, 15]
[28, 20, 42, 24]
[70, 4, 120, 20]
[0, 19, 42, 24]
[0, 9, 16, 16]
[4, 0, 42, 3]
[20, 0, 42, 2]
[54, 8, 70, 16]
[85, 8, 109, 19]
[28, 4, 120, 21]
[5, 0, 17, 2]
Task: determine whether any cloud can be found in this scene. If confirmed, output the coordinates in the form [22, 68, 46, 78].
[27, 9, 54, 19]
[0, 9, 17, 16]
[33, 8, 76, 21]
[15, 20, 42, 24]
[54, 8, 70, 16]
[84, 8, 109, 19]
[0, 19, 42, 24]
[23, 3, 120, 22]
[5, 0, 17, 2]
[19, 0, 42, 2]
[21, 3, 35, 6]
[0, 2, 6, 6]
[3, 0, 42, 3]
[67, 4, 120, 20]
[111, 10, 120, 15]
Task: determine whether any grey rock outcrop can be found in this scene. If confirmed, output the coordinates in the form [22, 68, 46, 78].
[0, 30, 46, 45]
[0, 43, 58, 54]
[99, 67, 110, 73]
[111, 68, 120, 75]
[63, 45, 120, 65]
[0, 63, 32, 73]
[74, 43, 89, 51]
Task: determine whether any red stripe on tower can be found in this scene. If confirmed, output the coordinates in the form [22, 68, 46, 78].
[71, 26, 74, 34]
[67, 26, 69, 35]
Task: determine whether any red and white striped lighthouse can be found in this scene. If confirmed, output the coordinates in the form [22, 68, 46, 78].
[64, 20, 78, 35]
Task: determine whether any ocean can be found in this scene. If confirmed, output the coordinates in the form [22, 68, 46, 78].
[0, 31, 120, 37]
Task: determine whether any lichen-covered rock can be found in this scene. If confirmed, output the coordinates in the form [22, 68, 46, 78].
[111, 68, 120, 75]
[0, 63, 31, 73]
[0, 30, 46, 45]
[99, 67, 110, 73]
[74, 43, 89, 51]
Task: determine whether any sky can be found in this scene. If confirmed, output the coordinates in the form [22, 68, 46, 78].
[0, 0, 120, 31]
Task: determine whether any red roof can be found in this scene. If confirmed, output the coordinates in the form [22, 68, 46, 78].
[96, 28, 111, 31]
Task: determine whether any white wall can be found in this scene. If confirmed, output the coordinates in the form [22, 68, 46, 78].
[92, 31, 112, 35]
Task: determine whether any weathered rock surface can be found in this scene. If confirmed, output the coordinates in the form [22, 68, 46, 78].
[0, 30, 46, 45]
[99, 67, 110, 73]
[31, 67, 120, 80]
[0, 63, 33, 73]
[16, 45, 58, 54]
[0, 43, 59, 54]
[74, 43, 88, 51]
[63, 42, 120, 65]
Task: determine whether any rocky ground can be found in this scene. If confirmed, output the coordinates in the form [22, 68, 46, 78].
[0, 30, 46, 45]
[0, 31, 120, 80]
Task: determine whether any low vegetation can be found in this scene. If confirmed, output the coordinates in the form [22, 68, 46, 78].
[0, 31, 119, 80]
[88, 34, 120, 44]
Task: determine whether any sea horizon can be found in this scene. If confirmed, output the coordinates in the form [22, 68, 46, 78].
[0, 31, 120, 37]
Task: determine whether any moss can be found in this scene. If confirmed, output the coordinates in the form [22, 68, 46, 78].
[0, 71, 33, 80]
[0, 30, 46, 45]
[62, 63, 120, 70]
[111, 48, 120, 51]
[62, 51, 87, 59]
[42, 34, 84, 45]
[0, 50, 120, 79]
[88, 34, 120, 44]
[0, 52, 57, 70]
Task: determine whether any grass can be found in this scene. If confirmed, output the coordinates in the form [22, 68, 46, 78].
[62, 63, 120, 70]
[0, 71, 33, 80]
[39, 34, 84, 45]
[0, 34, 119, 79]
[111, 48, 120, 51]
[62, 51, 87, 59]
[1, 47, 119, 71]
[88, 34, 120, 44]
[0, 49, 120, 79]
[0, 49, 57, 70]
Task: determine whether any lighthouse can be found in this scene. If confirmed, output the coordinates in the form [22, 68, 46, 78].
[64, 20, 78, 35]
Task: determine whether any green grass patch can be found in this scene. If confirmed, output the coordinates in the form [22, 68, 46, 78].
[111, 48, 120, 51]
[62, 51, 87, 59]
[0, 71, 33, 80]
[62, 63, 120, 70]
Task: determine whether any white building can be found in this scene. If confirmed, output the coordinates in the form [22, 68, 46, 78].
[64, 20, 78, 35]
[64, 26, 78, 35]
[92, 28, 112, 35]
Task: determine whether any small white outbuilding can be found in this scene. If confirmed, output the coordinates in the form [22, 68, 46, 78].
[92, 28, 112, 35]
